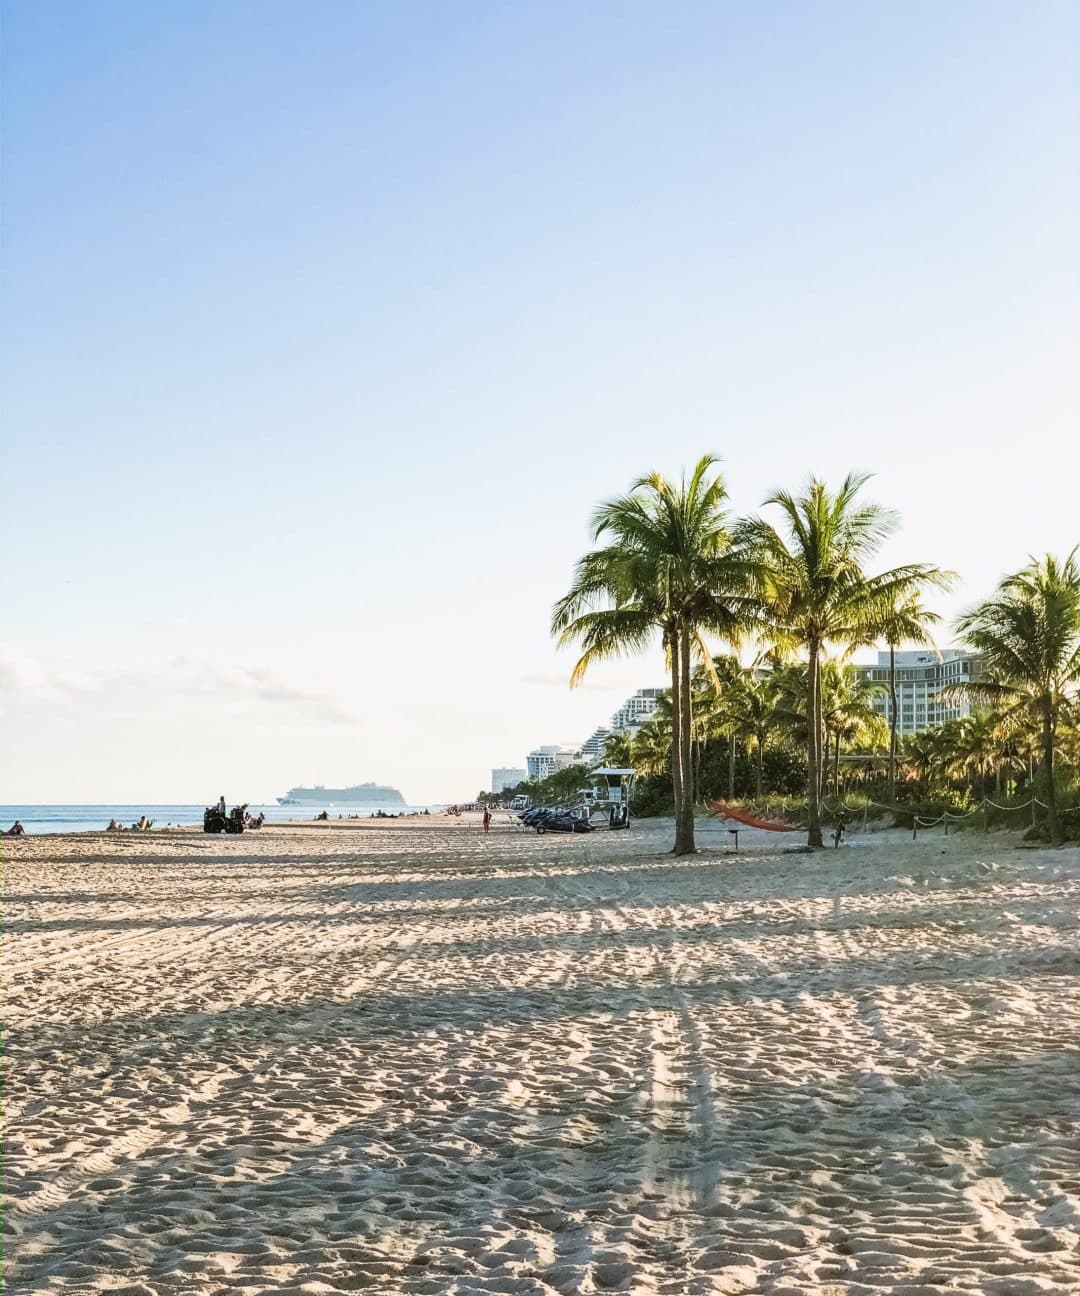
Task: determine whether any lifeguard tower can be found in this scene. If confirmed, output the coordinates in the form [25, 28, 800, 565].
[590, 767, 636, 829]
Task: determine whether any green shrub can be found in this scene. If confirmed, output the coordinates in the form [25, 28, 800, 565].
[630, 776, 674, 818]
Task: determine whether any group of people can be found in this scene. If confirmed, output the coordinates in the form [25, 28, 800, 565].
[106, 816, 155, 831]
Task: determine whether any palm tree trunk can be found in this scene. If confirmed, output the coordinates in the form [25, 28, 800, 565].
[1042, 709, 1062, 846]
[668, 631, 683, 845]
[728, 733, 736, 799]
[888, 642, 898, 801]
[674, 627, 696, 854]
[807, 640, 824, 848]
[834, 733, 841, 798]
[755, 734, 764, 798]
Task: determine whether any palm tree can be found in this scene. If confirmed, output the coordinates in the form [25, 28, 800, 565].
[874, 592, 948, 800]
[722, 669, 786, 797]
[631, 718, 672, 778]
[552, 456, 751, 854]
[818, 661, 887, 797]
[600, 730, 636, 771]
[955, 551, 1080, 845]
[739, 473, 949, 847]
[952, 710, 1013, 798]
[901, 730, 938, 794]
[693, 654, 746, 800]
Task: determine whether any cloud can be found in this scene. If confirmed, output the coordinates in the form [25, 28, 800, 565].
[0, 644, 361, 728]
[0, 644, 100, 703]
[519, 672, 616, 692]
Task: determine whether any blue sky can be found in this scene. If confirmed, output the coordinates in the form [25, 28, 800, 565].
[3, 1, 1078, 802]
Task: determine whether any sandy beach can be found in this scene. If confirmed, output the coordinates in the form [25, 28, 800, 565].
[4, 817, 1080, 1295]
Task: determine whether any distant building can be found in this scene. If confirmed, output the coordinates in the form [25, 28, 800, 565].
[854, 649, 981, 736]
[526, 744, 583, 780]
[491, 767, 527, 794]
[580, 727, 611, 764]
[609, 687, 666, 735]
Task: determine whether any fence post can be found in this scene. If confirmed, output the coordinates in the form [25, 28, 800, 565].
[983, 800, 989, 833]
[1032, 797, 1037, 829]
[943, 814, 949, 836]
[912, 819, 918, 842]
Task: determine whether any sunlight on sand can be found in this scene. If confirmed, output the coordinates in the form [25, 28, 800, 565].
[4, 819, 1080, 1294]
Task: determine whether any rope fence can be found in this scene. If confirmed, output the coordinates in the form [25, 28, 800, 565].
[743, 792, 1080, 840]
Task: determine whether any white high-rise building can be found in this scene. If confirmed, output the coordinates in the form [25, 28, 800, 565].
[609, 688, 666, 735]
[526, 745, 583, 780]
[491, 767, 527, 793]
[580, 727, 611, 763]
[854, 649, 981, 736]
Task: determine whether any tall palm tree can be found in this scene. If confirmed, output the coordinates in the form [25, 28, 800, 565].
[552, 456, 751, 854]
[955, 550, 1080, 845]
[874, 592, 948, 800]
[739, 473, 948, 847]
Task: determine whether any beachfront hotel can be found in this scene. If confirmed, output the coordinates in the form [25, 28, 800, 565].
[526, 689, 666, 781]
[580, 727, 611, 762]
[526, 745, 583, 780]
[491, 767, 527, 794]
[854, 649, 981, 737]
[608, 687, 666, 735]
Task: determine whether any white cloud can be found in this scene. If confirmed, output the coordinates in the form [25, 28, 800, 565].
[0, 644, 361, 728]
[0, 644, 100, 703]
[520, 671, 624, 693]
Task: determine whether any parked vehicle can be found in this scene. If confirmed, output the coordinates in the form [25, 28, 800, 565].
[520, 804, 592, 834]
[535, 810, 592, 834]
[518, 805, 556, 827]
[204, 803, 247, 834]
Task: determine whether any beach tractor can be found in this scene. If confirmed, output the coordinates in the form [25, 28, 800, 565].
[203, 803, 247, 834]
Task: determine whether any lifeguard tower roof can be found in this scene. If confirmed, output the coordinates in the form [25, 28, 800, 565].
[591, 767, 635, 777]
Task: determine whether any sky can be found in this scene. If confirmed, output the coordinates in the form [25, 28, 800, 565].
[2, 1, 1078, 804]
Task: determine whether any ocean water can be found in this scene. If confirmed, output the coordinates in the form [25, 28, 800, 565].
[0, 803, 446, 835]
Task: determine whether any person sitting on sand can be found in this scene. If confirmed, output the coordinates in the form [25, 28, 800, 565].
[6, 820, 25, 835]
[106, 818, 121, 831]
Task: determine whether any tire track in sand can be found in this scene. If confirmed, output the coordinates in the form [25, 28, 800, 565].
[4, 911, 437, 1244]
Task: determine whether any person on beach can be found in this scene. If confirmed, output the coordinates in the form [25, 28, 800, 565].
[217, 794, 226, 816]
[6, 820, 25, 835]
[482, 807, 491, 833]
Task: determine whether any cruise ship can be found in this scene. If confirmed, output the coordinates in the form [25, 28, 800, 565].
[276, 783, 405, 806]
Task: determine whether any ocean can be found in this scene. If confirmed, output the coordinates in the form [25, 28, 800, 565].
[0, 803, 447, 835]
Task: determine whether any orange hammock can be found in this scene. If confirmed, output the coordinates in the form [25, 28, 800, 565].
[709, 800, 799, 832]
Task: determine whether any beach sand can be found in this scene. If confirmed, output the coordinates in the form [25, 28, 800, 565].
[4, 816, 1080, 1294]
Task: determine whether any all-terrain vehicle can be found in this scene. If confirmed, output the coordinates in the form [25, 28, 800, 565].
[203, 804, 247, 834]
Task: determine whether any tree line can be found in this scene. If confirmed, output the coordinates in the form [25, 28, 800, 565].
[551, 458, 1080, 851]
